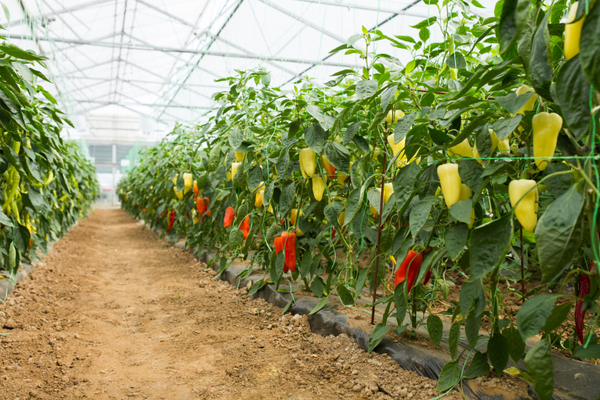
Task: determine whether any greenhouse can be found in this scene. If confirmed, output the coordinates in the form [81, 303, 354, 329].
[0, 0, 599, 399]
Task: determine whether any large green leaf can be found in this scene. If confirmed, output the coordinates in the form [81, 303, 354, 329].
[409, 200, 432, 237]
[427, 315, 444, 347]
[488, 330, 510, 376]
[449, 199, 473, 225]
[556, 56, 591, 140]
[368, 323, 392, 353]
[502, 326, 525, 363]
[304, 123, 327, 153]
[0, 43, 47, 61]
[444, 223, 469, 260]
[460, 279, 484, 318]
[356, 79, 378, 99]
[463, 352, 491, 379]
[535, 184, 584, 282]
[580, 0, 600, 89]
[469, 215, 513, 279]
[323, 142, 350, 172]
[524, 340, 555, 400]
[499, 0, 532, 52]
[517, 294, 558, 340]
[530, 8, 553, 100]
[437, 360, 460, 391]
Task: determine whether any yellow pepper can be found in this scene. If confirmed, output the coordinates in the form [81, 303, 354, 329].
[459, 184, 475, 228]
[338, 211, 345, 227]
[322, 155, 336, 178]
[448, 139, 473, 159]
[370, 183, 394, 216]
[312, 176, 326, 201]
[231, 162, 240, 180]
[532, 112, 562, 171]
[255, 190, 264, 208]
[290, 209, 303, 226]
[183, 173, 193, 194]
[338, 167, 349, 187]
[437, 163, 462, 208]
[386, 135, 419, 167]
[514, 85, 538, 115]
[564, 2, 585, 60]
[299, 148, 316, 178]
[498, 138, 511, 154]
[509, 179, 539, 233]
[384, 110, 405, 123]
[234, 151, 245, 162]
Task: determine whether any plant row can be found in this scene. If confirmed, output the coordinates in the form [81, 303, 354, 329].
[0, 32, 100, 279]
[119, 0, 600, 398]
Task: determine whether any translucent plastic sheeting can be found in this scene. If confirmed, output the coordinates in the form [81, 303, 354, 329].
[1, 0, 497, 137]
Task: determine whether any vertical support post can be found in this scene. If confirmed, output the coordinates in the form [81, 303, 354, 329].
[112, 143, 117, 206]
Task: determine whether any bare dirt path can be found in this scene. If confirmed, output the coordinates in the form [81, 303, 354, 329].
[0, 209, 459, 400]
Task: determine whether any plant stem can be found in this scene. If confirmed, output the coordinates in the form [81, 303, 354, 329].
[371, 126, 388, 325]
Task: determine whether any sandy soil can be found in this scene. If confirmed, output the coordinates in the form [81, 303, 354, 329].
[0, 209, 461, 400]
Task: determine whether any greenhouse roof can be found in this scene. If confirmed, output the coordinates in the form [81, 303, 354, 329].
[2, 0, 496, 136]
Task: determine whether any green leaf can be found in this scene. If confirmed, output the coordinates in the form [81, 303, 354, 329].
[228, 126, 244, 150]
[555, 56, 591, 140]
[517, 294, 559, 340]
[356, 79, 378, 99]
[380, 84, 398, 112]
[343, 188, 363, 226]
[469, 215, 513, 279]
[530, 8, 553, 101]
[446, 52, 467, 69]
[0, 208, 14, 227]
[524, 340, 554, 400]
[304, 123, 327, 153]
[0, 43, 47, 61]
[543, 164, 574, 197]
[573, 344, 600, 359]
[449, 199, 473, 225]
[458, 160, 484, 195]
[460, 279, 484, 318]
[13, 222, 30, 254]
[580, 0, 600, 89]
[464, 352, 491, 379]
[427, 315, 444, 347]
[343, 121, 362, 145]
[411, 16, 437, 29]
[488, 330, 510, 376]
[309, 295, 329, 315]
[449, 322, 461, 360]
[495, 91, 535, 115]
[465, 313, 482, 348]
[311, 276, 325, 297]
[535, 184, 584, 283]
[437, 360, 461, 391]
[368, 323, 392, 353]
[444, 223, 470, 260]
[271, 252, 285, 285]
[409, 200, 432, 237]
[300, 251, 312, 279]
[279, 183, 295, 217]
[337, 284, 354, 306]
[323, 142, 350, 172]
[419, 27, 430, 42]
[228, 228, 244, 249]
[394, 112, 417, 143]
[307, 105, 334, 131]
[492, 115, 522, 140]
[498, 0, 532, 53]
[541, 301, 573, 333]
[502, 326, 525, 363]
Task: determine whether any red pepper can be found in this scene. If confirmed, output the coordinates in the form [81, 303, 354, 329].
[275, 232, 289, 273]
[224, 206, 235, 227]
[284, 232, 297, 272]
[332, 227, 336, 240]
[197, 197, 208, 216]
[239, 216, 250, 239]
[394, 250, 423, 293]
[423, 268, 433, 285]
[576, 272, 591, 344]
[193, 181, 199, 199]
[167, 209, 176, 233]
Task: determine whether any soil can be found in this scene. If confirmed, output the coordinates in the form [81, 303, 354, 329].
[0, 209, 462, 400]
